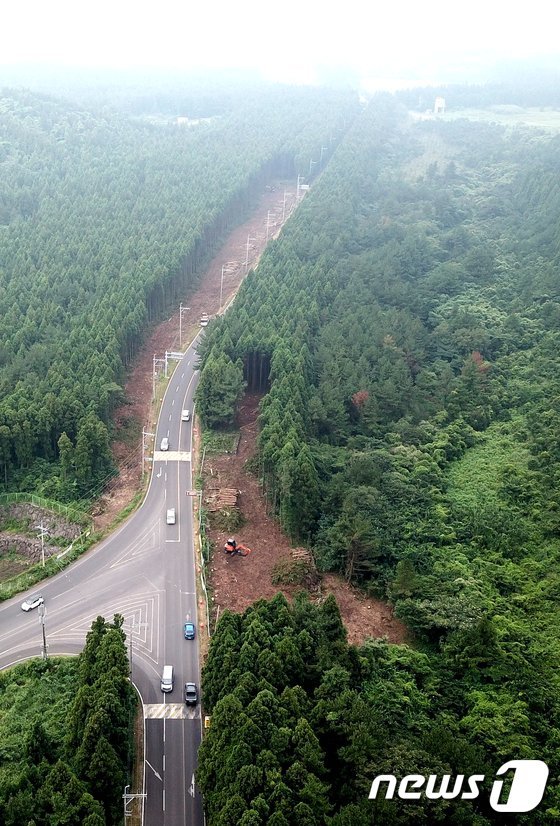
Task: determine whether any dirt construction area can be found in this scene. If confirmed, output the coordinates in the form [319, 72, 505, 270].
[204, 393, 408, 645]
[96, 182, 408, 647]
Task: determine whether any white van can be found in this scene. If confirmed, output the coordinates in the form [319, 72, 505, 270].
[181, 409, 190, 422]
[166, 508, 176, 525]
[161, 665, 174, 692]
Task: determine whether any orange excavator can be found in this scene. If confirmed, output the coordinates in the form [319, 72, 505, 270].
[224, 537, 253, 557]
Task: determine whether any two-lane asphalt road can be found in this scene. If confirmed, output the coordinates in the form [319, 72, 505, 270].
[0, 333, 205, 826]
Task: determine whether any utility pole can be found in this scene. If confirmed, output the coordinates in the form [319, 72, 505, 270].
[142, 428, 155, 470]
[152, 354, 165, 399]
[220, 262, 237, 310]
[34, 521, 49, 568]
[179, 304, 190, 348]
[245, 235, 256, 271]
[38, 603, 48, 660]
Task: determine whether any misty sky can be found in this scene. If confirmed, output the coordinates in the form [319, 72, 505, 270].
[3, 0, 559, 88]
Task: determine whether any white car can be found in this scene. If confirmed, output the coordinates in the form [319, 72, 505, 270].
[160, 437, 169, 451]
[181, 409, 190, 422]
[166, 508, 176, 525]
[21, 594, 44, 612]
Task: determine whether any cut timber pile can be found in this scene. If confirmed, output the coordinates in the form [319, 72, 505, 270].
[205, 487, 240, 512]
[291, 547, 314, 564]
[290, 547, 320, 586]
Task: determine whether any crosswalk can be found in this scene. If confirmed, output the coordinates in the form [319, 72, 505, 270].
[153, 451, 192, 462]
[144, 703, 199, 719]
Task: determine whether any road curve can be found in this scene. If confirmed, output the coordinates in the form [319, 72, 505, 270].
[0, 333, 205, 826]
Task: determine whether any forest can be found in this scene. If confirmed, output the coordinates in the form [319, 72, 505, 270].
[0, 83, 356, 500]
[196, 94, 560, 821]
[0, 615, 135, 825]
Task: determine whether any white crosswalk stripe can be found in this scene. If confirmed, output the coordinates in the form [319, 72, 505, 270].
[144, 703, 186, 719]
[153, 451, 191, 462]
[144, 703, 200, 719]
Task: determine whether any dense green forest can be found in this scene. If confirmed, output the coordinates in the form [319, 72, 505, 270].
[395, 66, 560, 110]
[196, 95, 560, 821]
[0, 615, 135, 825]
[0, 84, 356, 499]
[199, 594, 560, 824]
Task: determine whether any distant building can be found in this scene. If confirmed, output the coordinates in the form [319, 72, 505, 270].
[434, 96, 446, 115]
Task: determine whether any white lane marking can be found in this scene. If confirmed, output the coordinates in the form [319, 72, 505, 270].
[145, 760, 162, 782]
[175, 386, 180, 392]
[172, 399, 175, 405]
[168, 414, 172, 421]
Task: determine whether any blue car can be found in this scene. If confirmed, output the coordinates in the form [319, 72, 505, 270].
[184, 622, 195, 640]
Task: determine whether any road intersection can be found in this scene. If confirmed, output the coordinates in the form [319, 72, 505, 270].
[0, 334, 204, 826]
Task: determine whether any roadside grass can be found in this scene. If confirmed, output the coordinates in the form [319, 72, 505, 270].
[202, 430, 240, 455]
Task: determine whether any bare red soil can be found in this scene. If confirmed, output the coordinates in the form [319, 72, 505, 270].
[204, 393, 408, 646]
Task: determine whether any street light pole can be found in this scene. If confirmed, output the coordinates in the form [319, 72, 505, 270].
[125, 620, 148, 677]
